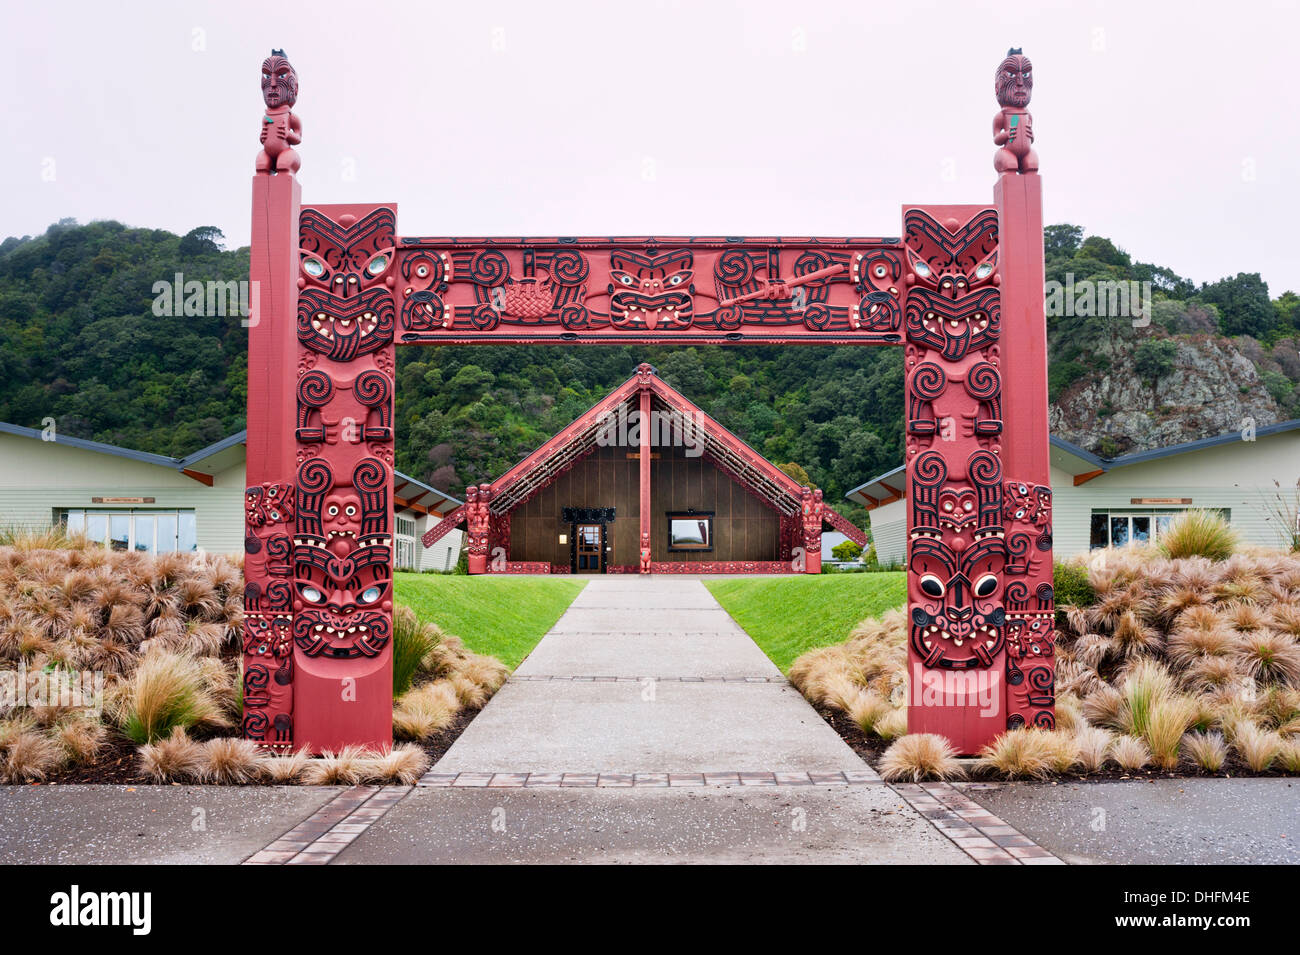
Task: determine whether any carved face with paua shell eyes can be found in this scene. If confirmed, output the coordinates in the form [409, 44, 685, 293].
[293, 535, 392, 659]
[910, 535, 1006, 670]
[261, 51, 298, 109]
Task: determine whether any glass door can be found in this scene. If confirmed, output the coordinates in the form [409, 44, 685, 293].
[575, 524, 602, 572]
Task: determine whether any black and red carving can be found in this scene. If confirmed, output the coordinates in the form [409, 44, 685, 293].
[609, 249, 694, 330]
[391, 237, 907, 343]
[907, 450, 1007, 670]
[241, 203, 398, 747]
[297, 208, 396, 361]
[902, 206, 1046, 735]
[242, 482, 296, 744]
[904, 210, 1000, 362]
[1003, 481, 1055, 728]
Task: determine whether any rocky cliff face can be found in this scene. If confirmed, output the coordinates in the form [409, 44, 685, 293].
[1049, 335, 1281, 457]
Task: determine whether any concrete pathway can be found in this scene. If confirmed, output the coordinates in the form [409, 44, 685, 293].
[0, 785, 339, 865]
[959, 777, 1300, 865]
[430, 576, 869, 775]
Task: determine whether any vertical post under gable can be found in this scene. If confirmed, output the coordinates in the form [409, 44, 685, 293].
[638, 367, 652, 573]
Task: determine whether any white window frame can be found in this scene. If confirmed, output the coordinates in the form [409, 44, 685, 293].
[1089, 508, 1229, 549]
[59, 508, 197, 554]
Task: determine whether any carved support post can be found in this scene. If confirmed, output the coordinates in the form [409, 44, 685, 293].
[242, 51, 303, 748]
[800, 487, 822, 574]
[996, 182, 1055, 731]
[639, 381, 652, 574]
[465, 484, 491, 574]
[993, 49, 1054, 733]
[291, 201, 398, 752]
[900, 48, 1053, 752]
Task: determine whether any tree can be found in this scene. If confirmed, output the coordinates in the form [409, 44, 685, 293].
[832, 540, 863, 561]
[179, 226, 225, 257]
[1133, 339, 1178, 384]
[778, 461, 811, 486]
[1201, 273, 1273, 338]
[1043, 224, 1083, 259]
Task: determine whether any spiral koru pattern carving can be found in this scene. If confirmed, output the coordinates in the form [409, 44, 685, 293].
[548, 250, 589, 285]
[469, 250, 509, 286]
[297, 370, 333, 406]
[354, 369, 391, 407]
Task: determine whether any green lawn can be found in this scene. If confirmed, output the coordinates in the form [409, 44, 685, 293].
[706, 573, 906, 672]
[393, 574, 587, 669]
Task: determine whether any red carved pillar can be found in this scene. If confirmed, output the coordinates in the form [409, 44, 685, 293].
[638, 371, 652, 574]
[465, 484, 491, 574]
[800, 487, 823, 574]
[994, 50, 1055, 732]
[291, 199, 397, 753]
[242, 51, 303, 748]
[901, 203, 1005, 751]
[901, 48, 1053, 752]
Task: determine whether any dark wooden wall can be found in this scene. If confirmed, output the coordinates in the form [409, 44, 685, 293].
[507, 442, 781, 568]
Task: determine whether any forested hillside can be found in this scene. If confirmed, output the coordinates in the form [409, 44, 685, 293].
[1, 219, 1296, 523]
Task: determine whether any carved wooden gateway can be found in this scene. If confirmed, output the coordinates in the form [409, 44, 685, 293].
[244, 48, 1053, 754]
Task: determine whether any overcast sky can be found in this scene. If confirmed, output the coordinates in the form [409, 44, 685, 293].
[3, 0, 1298, 293]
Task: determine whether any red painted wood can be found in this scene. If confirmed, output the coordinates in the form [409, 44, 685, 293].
[391, 237, 906, 346]
[241, 169, 301, 747]
[995, 171, 1055, 735]
[420, 504, 466, 548]
[291, 201, 398, 753]
[639, 378, 652, 573]
[244, 49, 1051, 753]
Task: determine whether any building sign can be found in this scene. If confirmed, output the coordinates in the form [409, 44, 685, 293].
[91, 497, 155, 504]
[1130, 498, 1192, 505]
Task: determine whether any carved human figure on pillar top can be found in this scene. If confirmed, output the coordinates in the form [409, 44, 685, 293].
[257, 49, 301, 176]
[993, 48, 1036, 174]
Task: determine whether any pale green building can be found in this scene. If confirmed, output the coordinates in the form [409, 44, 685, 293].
[0, 424, 463, 571]
[848, 421, 1300, 564]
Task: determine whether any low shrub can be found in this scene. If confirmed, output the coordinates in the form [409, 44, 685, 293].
[878, 734, 964, 782]
[1158, 509, 1238, 561]
[115, 650, 228, 744]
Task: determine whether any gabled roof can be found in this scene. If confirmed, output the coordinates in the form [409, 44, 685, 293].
[0, 422, 461, 513]
[0, 421, 180, 469]
[846, 421, 1300, 509]
[486, 364, 864, 540]
[1105, 418, 1300, 467]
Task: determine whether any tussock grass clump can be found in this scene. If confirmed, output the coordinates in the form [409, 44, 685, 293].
[301, 745, 368, 786]
[138, 726, 205, 783]
[1277, 741, 1300, 773]
[263, 749, 312, 784]
[1072, 726, 1113, 772]
[1158, 509, 1238, 561]
[1233, 631, 1300, 687]
[1233, 723, 1283, 772]
[52, 717, 107, 763]
[1181, 731, 1227, 772]
[0, 726, 64, 782]
[115, 650, 228, 744]
[391, 606, 443, 697]
[1116, 659, 1176, 738]
[200, 737, 267, 784]
[1110, 735, 1151, 771]
[879, 734, 965, 782]
[1144, 696, 1197, 770]
[392, 681, 461, 741]
[364, 744, 430, 784]
[874, 708, 910, 741]
[846, 690, 893, 736]
[978, 729, 1058, 780]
